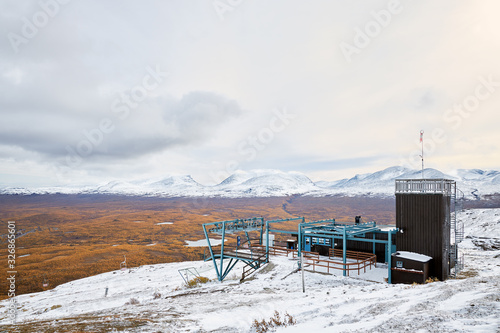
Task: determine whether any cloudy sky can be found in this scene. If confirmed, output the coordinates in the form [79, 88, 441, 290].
[1, 0, 499, 187]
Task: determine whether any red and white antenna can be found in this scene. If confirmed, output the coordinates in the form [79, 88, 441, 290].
[419, 130, 424, 178]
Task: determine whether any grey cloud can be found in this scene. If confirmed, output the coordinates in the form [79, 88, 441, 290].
[162, 91, 243, 144]
[100, 91, 244, 159]
[0, 88, 243, 168]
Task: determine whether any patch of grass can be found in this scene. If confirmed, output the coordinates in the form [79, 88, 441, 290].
[1, 314, 153, 333]
[403, 282, 418, 289]
[50, 304, 62, 310]
[425, 277, 439, 284]
[252, 311, 296, 333]
[456, 269, 479, 279]
[125, 297, 140, 305]
[185, 276, 211, 288]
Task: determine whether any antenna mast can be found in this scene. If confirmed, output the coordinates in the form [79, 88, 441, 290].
[419, 130, 424, 178]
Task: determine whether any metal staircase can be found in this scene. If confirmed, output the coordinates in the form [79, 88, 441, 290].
[450, 186, 465, 277]
[455, 190, 465, 243]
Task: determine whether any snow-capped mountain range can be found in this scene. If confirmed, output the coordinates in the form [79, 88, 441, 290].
[1, 167, 499, 199]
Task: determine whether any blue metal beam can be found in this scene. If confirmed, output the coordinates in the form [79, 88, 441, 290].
[372, 233, 376, 255]
[300, 232, 391, 244]
[388, 230, 392, 284]
[219, 221, 226, 281]
[267, 217, 305, 224]
[305, 227, 381, 237]
[244, 231, 251, 248]
[265, 223, 269, 264]
[298, 223, 302, 265]
[206, 217, 265, 235]
[267, 229, 298, 234]
[222, 258, 238, 280]
[304, 223, 379, 236]
[301, 218, 337, 226]
[342, 226, 347, 276]
[203, 224, 221, 281]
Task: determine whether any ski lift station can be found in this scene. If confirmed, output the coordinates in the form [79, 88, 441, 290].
[202, 179, 463, 284]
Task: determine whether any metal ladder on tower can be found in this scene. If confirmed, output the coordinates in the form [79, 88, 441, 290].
[455, 188, 465, 243]
[450, 185, 465, 277]
[449, 183, 457, 276]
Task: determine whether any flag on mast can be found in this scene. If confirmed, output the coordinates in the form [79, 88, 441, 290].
[420, 130, 424, 178]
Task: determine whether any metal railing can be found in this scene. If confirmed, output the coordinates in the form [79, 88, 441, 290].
[255, 245, 376, 276]
[252, 245, 297, 257]
[303, 255, 376, 276]
[241, 257, 266, 281]
[395, 179, 456, 196]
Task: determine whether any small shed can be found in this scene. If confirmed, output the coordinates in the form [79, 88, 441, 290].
[287, 239, 298, 250]
[391, 251, 432, 284]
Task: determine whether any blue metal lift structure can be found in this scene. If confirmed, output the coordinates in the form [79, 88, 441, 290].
[265, 217, 305, 257]
[202, 217, 267, 281]
[297, 219, 398, 282]
[203, 217, 398, 283]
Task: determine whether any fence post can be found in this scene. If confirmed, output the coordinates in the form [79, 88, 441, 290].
[301, 253, 305, 293]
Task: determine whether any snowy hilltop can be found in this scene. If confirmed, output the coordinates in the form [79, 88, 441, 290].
[315, 166, 500, 199]
[1, 208, 499, 332]
[1, 167, 499, 199]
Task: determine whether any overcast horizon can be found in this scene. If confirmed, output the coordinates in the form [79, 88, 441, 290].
[1, 1, 499, 187]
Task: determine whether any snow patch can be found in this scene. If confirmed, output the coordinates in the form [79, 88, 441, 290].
[394, 251, 432, 262]
[185, 238, 224, 247]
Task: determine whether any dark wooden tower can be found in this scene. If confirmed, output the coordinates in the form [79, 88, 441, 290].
[395, 179, 455, 280]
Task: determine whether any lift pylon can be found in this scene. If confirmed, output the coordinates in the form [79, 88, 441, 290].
[202, 217, 267, 281]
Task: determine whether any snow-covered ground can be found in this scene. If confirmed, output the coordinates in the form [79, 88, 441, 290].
[1, 209, 499, 332]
